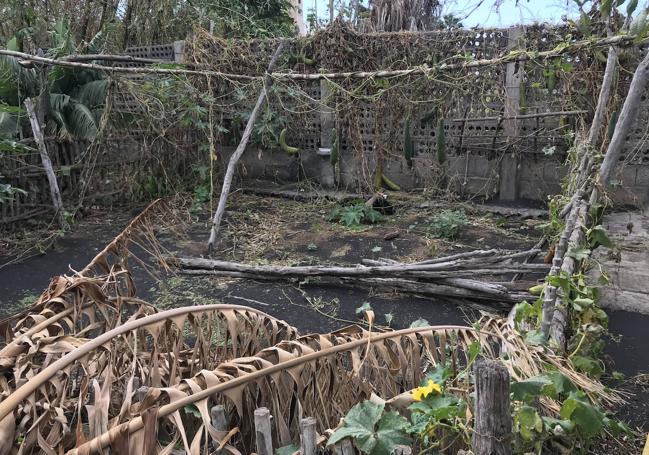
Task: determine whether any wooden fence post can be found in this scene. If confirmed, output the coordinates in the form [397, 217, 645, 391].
[499, 26, 524, 201]
[472, 360, 512, 455]
[300, 417, 317, 455]
[211, 404, 228, 452]
[24, 97, 67, 229]
[254, 407, 273, 455]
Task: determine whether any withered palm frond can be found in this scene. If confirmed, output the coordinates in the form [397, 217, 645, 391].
[0, 303, 298, 454]
[61, 322, 489, 454]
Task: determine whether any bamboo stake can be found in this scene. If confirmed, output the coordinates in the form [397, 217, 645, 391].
[300, 417, 318, 455]
[24, 98, 67, 229]
[597, 46, 649, 188]
[206, 41, 286, 252]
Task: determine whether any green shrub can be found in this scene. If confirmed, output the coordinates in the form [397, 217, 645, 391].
[409, 209, 467, 239]
[327, 203, 383, 227]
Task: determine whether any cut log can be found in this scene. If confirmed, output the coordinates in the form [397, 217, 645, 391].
[177, 257, 548, 278]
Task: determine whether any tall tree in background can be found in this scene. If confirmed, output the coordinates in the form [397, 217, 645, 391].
[1, 0, 297, 50]
[369, 0, 442, 31]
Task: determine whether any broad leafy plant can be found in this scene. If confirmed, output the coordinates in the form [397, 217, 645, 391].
[327, 203, 383, 227]
[408, 209, 467, 239]
[0, 21, 110, 140]
[327, 401, 411, 455]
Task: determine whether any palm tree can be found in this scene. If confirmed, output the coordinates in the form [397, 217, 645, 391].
[0, 20, 110, 140]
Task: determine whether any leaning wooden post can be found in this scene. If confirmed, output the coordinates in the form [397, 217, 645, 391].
[499, 26, 524, 201]
[472, 360, 512, 455]
[254, 407, 273, 455]
[24, 97, 67, 229]
[598, 47, 649, 189]
[300, 417, 318, 455]
[206, 42, 286, 252]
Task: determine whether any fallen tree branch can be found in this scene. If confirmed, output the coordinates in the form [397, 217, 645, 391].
[0, 33, 643, 82]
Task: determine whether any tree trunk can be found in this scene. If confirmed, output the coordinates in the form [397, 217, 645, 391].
[472, 360, 512, 455]
[24, 98, 67, 229]
[206, 41, 286, 252]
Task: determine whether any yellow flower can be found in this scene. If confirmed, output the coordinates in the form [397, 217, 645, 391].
[411, 379, 442, 401]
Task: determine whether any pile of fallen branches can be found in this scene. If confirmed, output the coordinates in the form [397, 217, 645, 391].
[175, 248, 547, 305]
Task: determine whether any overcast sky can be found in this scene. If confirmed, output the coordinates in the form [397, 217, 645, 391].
[306, 0, 634, 27]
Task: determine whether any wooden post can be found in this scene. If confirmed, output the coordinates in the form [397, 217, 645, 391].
[211, 405, 228, 431]
[24, 97, 67, 229]
[472, 360, 512, 455]
[320, 80, 334, 149]
[499, 26, 524, 201]
[206, 42, 286, 252]
[333, 439, 355, 454]
[300, 417, 317, 455]
[254, 407, 273, 455]
[210, 405, 228, 452]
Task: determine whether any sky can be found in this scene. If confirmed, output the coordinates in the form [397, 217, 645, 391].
[306, 0, 634, 28]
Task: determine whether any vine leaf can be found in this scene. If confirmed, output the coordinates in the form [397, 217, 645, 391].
[566, 246, 591, 261]
[560, 392, 605, 439]
[587, 225, 613, 249]
[327, 401, 410, 455]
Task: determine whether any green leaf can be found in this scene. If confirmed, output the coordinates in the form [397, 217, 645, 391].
[560, 393, 605, 439]
[571, 355, 603, 377]
[328, 402, 409, 455]
[371, 246, 382, 253]
[542, 416, 574, 435]
[6, 37, 19, 52]
[355, 302, 372, 315]
[275, 444, 299, 455]
[572, 297, 594, 312]
[524, 329, 546, 346]
[328, 401, 385, 449]
[424, 363, 453, 387]
[409, 318, 429, 328]
[511, 375, 554, 402]
[384, 313, 393, 325]
[566, 246, 591, 261]
[515, 405, 544, 441]
[587, 225, 613, 249]
[372, 412, 411, 455]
